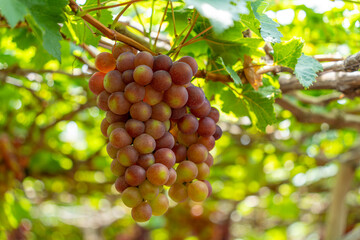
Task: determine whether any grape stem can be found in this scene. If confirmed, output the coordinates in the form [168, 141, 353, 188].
[68, 0, 157, 55]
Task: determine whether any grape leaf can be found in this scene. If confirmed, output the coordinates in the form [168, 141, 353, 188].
[294, 54, 323, 88]
[240, 3, 261, 37]
[251, 0, 283, 43]
[0, 0, 27, 27]
[273, 38, 304, 69]
[218, 57, 242, 86]
[184, 0, 249, 33]
[243, 84, 276, 131]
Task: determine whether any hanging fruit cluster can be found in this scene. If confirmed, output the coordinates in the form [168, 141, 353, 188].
[89, 42, 222, 222]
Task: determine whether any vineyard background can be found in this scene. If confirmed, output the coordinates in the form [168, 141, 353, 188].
[1, 0, 360, 239]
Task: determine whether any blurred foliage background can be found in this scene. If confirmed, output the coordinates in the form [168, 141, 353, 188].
[1, 0, 360, 239]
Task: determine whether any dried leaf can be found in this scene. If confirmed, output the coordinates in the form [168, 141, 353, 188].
[243, 55, 263, 90]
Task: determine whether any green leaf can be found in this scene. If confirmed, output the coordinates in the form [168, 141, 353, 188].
[1, 0, 68, 61]
[0, 0, 27, 27]
[273, 38, 304, 69]
[251, 0, 283, 43]
[240, 3, 261, 37]
[294, 54, 323, 88]
[243, 85, 276, 131]
[218, 57, 242, 86]
[184, 0, 249, 33]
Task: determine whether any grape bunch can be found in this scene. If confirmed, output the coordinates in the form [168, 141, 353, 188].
[89, 42, 222, 222]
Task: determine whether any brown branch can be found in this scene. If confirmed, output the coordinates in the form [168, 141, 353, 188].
[325, 163, 356, 240]
[68, 0, 156, 55]
[256, 65, 293, 75]
[82, 0, 141, 13]
[322, 51, 360, 72]
[289, 91, 344, 106]
[154, 1, 169, 48]
[279, 71, 360, 95]
[275, 97, 360, 131]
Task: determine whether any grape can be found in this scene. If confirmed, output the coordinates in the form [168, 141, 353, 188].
[153, 54, 172, 71]
[95, 52, 116, 73]
[154, 148, 176, 169]
[117, 145, 139, 167]
[133, 133, 156, 154]
[109, 128, 132, 148]
[177, 132, 198, 147]
[125, 165, 146, 186]
[165, 168, 177, 186]
[202, 180, 212, 197]
[137, 154, 155, 170]
[124, 82, 145, 103]
[149, 193, 169, 216]
[112, 42, 136, 59]
[125, 119, 145, 138]
[139, 180, 159, 200]
[196, 162, 210, 180]
[122, 69, 134, 84]
[89, 72, 106, 95]
[106, 142, 119, 159]
[197, 117, 216, 137]
[197, 136, 215, 151]
[145, 119, 165, 140]
[172, 144, 187, 163]
[188, 181, 208, 202]
[108, 92, 131, 115]
[130, 102, 152, 122]
[164, 120, 171, 131]
[164, 85, 188, 109]
[107, 122, 126, 138]
[116, 52, 135, 72]
[208, 107, 220, 123]
[134, 51, 154, 68]
[143, 85, 163, 106]
[121, 187, 143, 208]
[151, 102, 171, 121]
[176, 160, 198, 183]
[205, 153, 214, 167]
[170, 106, 187, 120]
[213, 125, 222, 140]
[100, 118, 110, 137]
[190, 99, 211, 118]
[96, 91, 110, 111]
[178, 56, 198, 75]
[131, 202, 152, 222]
[146, 163, 169, 186]
[178, 114, 199, 134]
[104, 70, 125, 93]
[187, 144, 208, 163]
[133, 65, 153, 86]
[111, 159, 126, 177]
[186, 86, 205, 109]
[106, 111, 129, 124]
[155, 132, 175, 150]
[169, 183, 188, 203]
[169, 62, 193, 85]
[114, 176, 129, 193]
[151, 70, 172, 91]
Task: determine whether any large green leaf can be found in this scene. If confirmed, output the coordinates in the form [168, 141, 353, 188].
[0, 0, 27, 27]
[251, 0, 283, 43]
[294, 54, 323, 88]
[243, 84, 276, 131]
[0, 0, 68, 61]
[184, 0, 249, 33]
[273, 38, 304, 69]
